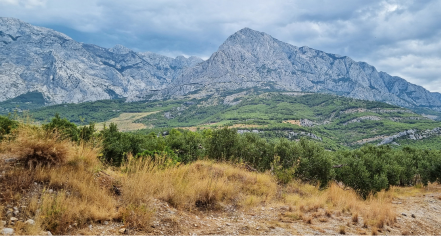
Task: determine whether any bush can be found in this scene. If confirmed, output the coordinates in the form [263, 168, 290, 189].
[297, 138, 334, 188]
[0, 115, 18, 140]
[2, 125, 72, 167]
[43, 113, 80, 141]
[207, 127, 239, 161]
[236, 133, 274, 171]
[100, 123, 146, 165]
[334, 145, 441, 198]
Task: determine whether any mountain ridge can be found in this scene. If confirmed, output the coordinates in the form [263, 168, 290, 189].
[0, 17, 203, 104]
[133, 28, 441, 112]
[1, 17, 441, 112]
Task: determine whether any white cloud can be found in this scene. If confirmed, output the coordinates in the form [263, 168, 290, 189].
[0, 0, 46, 7]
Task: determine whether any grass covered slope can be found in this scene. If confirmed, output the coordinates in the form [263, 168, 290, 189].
[11, 90, 441, 149]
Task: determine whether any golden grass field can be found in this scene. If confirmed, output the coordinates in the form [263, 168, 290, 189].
[94, 112, 159, 131]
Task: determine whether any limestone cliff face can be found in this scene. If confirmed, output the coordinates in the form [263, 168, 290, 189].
[136, 28, 441, 111]
[1, 18, 441, 111]
[0, 17, 202, 104]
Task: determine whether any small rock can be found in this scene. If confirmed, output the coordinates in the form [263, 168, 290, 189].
[4, 158, 17, 163]
[103, 221, 109, 225]
[13, 207, 18, 211]
[226, 223, 231, 226]
[194, 224, 198, 227]
[119, 228, 126, 234]
[48, 189, 53, 194]
[47, 231, 53, 236]
[13, 211, 19, 216]
[9, 217, 18, 222]
[411, 214, 416, 218]
[1, 228, 14, 235]
[88, 224, 92, 230]
[401, 213, 407, 216]
[25, 219, 35, 225]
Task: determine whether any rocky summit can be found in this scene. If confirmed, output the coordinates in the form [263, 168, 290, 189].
[135, 28, 441, 111]
[1, 18, 441, 111]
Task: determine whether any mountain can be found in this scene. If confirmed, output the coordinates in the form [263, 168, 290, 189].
[133, 28, 441, 111]
[1, 18, 441, 112]
[0, 17, 203, 105]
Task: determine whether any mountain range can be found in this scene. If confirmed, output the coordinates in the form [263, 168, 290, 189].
[1, 17, 441, 111]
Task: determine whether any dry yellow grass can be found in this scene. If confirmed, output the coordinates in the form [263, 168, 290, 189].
[0, 125, 119, 234]
[1, 122, 439, 234]
[280, 181, 397, 228]
[282, 120, 301, 126]
[121, 155, 277, 210]
[0, 125, 72, 167]
[94, 111, 158, 131]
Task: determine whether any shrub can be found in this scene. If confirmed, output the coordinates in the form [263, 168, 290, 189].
[100, 123, 146, 165]
[43, 113, 80, 141]
[207, 127, 239, 161]
[0, 115, 18, 140]
[1, 125, 72, 167]
[296, 138, 333, 188]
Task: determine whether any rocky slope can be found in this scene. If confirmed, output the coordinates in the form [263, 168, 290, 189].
[136, 28, 441, 111]
[1, 17, 441, 111]
[0, 17, 202, 104]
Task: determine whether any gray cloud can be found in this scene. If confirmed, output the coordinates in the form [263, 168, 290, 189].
[1, 0, 440, 92]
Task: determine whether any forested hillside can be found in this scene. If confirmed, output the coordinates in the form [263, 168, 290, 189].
[12, 91, 441, 150]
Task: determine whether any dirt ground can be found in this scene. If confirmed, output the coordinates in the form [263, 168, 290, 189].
[69, 187, 441, 235]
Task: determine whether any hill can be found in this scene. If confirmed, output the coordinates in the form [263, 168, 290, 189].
[18, 91, 441, 150]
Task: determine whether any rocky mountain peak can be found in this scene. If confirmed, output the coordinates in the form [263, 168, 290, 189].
[109, 44, 132, 54]
[0, 17, 72, 42]
[219, 27, 274, 50]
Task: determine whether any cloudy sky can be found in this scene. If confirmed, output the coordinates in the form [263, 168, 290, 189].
[1, 0, 440, 92]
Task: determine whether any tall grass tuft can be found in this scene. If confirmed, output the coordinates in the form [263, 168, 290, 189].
[121, 154, 277, 210]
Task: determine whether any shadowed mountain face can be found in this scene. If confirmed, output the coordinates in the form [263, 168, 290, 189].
[1, 18, 441, 111]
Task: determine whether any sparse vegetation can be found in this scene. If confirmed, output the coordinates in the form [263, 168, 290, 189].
[0, 115, 440, 234]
